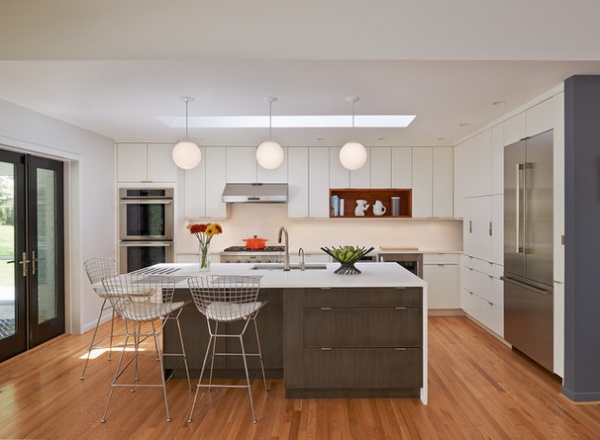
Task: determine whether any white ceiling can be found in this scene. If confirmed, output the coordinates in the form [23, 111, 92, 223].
[2, 0, 600, 147]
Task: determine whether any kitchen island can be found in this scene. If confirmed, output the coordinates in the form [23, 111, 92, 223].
[158, 262, 428, 404]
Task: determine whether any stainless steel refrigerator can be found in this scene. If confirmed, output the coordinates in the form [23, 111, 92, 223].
[503, 129, 554, 371]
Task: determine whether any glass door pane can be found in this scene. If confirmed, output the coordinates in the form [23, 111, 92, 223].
[0, 161, 16, 336]
[0, 149, 27, 362]
[36, 168, 58, 324]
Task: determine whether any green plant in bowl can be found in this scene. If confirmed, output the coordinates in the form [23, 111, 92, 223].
[321, 245, 374, 274]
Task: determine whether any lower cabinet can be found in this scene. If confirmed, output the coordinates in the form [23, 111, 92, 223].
[423, 253, 459, 310]
[461, 255, 504, 337]
[284, 287, 423, 398]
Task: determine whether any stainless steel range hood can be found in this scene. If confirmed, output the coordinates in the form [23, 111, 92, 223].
[221, 183, 288, 203]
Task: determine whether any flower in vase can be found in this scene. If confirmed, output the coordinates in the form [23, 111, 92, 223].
[188, 223, 223, 269]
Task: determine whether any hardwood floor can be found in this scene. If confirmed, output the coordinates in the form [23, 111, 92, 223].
[1, 316, 600, 439]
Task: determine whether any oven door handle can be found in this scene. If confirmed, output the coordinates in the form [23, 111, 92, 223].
[120, 200, 173, 205]
[119, 241, 173, 247]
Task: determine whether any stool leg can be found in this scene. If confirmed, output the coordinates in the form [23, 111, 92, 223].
[187, 332, 214, 423]
[252, 317, 268, 392]
[81, 298, 108, 380]
[239, 334, 257, 423]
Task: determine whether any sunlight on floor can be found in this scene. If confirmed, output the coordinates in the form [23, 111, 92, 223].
[79, 347, 146, 360]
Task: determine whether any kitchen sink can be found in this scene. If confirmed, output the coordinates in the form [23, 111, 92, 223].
[250, 263, 327, 271]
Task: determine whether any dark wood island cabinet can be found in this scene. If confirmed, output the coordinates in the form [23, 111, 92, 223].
[158, 262, 428, 404]
[283, 287, 423, 398]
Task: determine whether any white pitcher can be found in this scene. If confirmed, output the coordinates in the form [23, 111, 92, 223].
[355, 199, 369, 216]
[373, 200, 386, 216]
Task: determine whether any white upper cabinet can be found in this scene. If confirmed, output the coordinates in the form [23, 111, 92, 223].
[204, 147, 228, 218]
[391, 147, 412, 188]
[370, 147, 392, 188]
[329, 147, 350, 188]
[257, 147, 288, 183]
[412, 147, 433, 218]
[453, 141, 470, 218]
[350, 147, 371, 188]
[184, 146, 206, 218]
[287, 147, 309, 218]
[117, 143, 178, 183]
[470, 130, 492, 197]
[226, 147, 257, 183]
[527, 97, 557, 137]
[432, 147, 453, 217]
[491, 124, 504, 195]
[309, 147, 330, 218]
[503, 112, 527, 146]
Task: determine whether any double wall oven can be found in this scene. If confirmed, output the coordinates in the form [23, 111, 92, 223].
[119, 188, 174, 273]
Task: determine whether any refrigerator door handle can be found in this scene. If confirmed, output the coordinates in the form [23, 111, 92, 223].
[501, 276, 552, 295]
[516, 163, 524, 253]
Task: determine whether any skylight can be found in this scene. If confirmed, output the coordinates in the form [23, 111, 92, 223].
[157, 115, 416, 129]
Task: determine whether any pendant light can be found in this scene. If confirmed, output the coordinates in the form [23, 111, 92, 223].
[256, 96, 284, 170]
[172, 97, 202, 170]
[339, 96, 367, 170]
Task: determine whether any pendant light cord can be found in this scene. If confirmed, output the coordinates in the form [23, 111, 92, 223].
[185, 98, 190, 140]
[269, 99, 273, 141]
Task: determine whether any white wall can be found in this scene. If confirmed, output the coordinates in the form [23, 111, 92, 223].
[0, 98, 116, 334]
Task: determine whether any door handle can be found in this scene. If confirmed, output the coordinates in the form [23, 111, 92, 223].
[31, 250, 45, 275]
[516, 163, 523, 253]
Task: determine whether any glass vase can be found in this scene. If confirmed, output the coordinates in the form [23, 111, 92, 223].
[199, 244, 211, 271]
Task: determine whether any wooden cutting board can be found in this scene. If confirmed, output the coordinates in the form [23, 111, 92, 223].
[379, 246, 419, 251]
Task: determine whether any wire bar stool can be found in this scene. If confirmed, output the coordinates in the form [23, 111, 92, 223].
[187, 275, 268, 423]
[81, 257, 121, 380]
[100, 274, 191, 422]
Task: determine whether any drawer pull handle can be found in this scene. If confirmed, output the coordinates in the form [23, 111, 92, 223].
[320, 287, 332, 290]
[395, 306, 407, 310]
[320, 347, 332, 351]
[320, 307, 332, 311]
[395, 348, 407, 351]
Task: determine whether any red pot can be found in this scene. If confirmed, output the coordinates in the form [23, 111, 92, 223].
[243, 235, 268, 249]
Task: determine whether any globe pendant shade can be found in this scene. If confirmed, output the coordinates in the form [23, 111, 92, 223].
[339, 141, 367, 170]
[172, 141, 202, 170]
[256, 140, 284, 169]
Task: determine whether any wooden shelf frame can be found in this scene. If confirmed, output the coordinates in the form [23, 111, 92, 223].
[329, 188, 412, 218]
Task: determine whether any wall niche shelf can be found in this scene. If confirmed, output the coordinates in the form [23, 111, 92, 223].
[329, 188, 412, 218]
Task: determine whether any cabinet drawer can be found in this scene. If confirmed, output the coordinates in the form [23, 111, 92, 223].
[304, 287, 422, 308]
[303, 348, 423, 389]
[423, 253, 459, 264]
[303, 307, 422, 347]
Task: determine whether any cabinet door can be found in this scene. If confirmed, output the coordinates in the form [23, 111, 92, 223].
[412, 147, 433, 218]
[370, 147, 392, 188]
[466, 196, 492, 261]
[147, 143, 178, 182]
[257, 146, 288, 183]
[226, 147, 257, 183]
[503, 112, 527, 146]
[117, 143, 147, 182]
[432, 147, 453, 217]
[329, 147, 350, 188]
[309, 147, 330, 218]
[391, 147, 412, 188]
[491, 194, 504, 265]
[184, 146, 206, 218]
[205, 147, 228, 218]
[287, 147, 309, 218]
[453, 141, 470, 218]
[470, 131, 492, 197]
[423, 263, 459, 309]
[350, 147, 371, 188]
[491, 124, 504, 195]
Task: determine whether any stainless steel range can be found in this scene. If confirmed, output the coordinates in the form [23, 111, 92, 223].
[220, 246, 285, 263]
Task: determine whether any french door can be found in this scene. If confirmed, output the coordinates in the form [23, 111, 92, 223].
[0, 149, 65, 362]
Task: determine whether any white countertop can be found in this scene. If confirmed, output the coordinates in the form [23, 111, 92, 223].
[148, 262, 426, 289]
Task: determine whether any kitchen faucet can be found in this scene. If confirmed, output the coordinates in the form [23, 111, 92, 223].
[278, 226, 290, 271]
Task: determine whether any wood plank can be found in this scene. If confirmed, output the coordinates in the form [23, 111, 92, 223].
[2, 316, 600, 438]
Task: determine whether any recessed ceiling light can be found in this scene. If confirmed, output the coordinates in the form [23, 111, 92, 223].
[493, 100, 506, 106]
[377, 137, 386, 141]
[157, 115, 416, 129]
[459, 123, 470, 127]
[437, 137, 447, 141]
